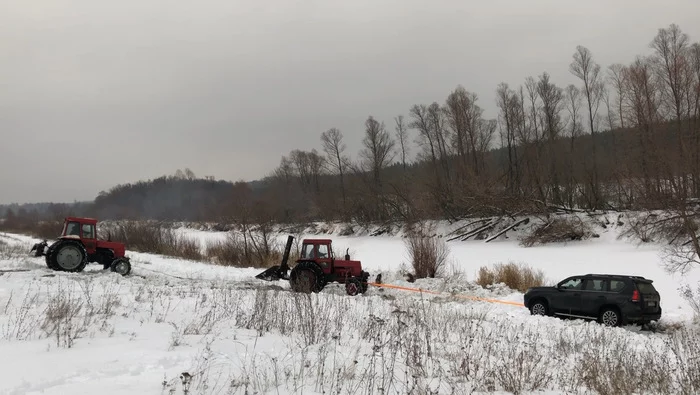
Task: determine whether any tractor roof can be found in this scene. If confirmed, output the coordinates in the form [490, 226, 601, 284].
[65, 216, 98, 225]
[302, 238, 333, 244]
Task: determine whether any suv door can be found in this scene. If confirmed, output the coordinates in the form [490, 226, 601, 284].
[581, 277, 609, 318]
[550, 277, 584, 316]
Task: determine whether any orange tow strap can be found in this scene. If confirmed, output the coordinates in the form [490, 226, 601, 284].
[366, 282, 525, 307]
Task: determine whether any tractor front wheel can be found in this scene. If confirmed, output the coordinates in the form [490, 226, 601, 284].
[110, 258, 131, 276]
[345, 278, 361, 296]
[48, 240, 88, 272]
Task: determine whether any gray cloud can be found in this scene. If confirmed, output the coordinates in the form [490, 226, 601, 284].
[2, 0, 699, 203]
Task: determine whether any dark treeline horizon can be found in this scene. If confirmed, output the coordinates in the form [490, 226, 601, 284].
[2, 23, 699, 228]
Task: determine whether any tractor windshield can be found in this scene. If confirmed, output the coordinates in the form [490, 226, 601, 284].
[300, 244, 315, 259]
[64, 221, 81, 236]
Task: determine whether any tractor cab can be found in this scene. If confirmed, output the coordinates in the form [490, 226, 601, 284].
[296, 238, 363, 279]
[60, 217, 99, 253]
[298, 239, 335, 272]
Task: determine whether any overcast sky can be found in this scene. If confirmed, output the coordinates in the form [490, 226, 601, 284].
[1, 0, 699, 204]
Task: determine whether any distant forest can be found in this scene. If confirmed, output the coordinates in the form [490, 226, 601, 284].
[2, 23, 699, 228]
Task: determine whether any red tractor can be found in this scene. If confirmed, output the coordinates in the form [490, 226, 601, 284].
[256, 235, 372, 296]
[30, 217, 131, 276]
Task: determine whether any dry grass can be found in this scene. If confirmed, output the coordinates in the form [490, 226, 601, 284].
[476, 262, 545, 292]
[0, 239, 26, 259]
[0, 220, 63, 241]
[3, 273, 700, 394]
[520, 217, 596, 247]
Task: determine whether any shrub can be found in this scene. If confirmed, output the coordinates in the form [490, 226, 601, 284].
[621, 211, 699, 244]
[679, 283, 700, 322]
[110, 222, 203, 261]
[404, 223, 449, 279]
[476, 262, 545, 292]
[520, 217, 596, 247]
[205, 232, 287, 269]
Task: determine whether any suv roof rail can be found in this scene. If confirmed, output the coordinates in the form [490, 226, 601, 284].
[583, 274, 647, 280]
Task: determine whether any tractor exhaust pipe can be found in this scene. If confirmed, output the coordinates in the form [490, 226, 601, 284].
[255, 235, 294, 281]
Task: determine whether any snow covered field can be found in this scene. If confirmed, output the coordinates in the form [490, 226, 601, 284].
[1, 216, 700, 394]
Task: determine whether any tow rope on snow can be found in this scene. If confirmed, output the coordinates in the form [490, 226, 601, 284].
[366, 282, 525, 307]
[18, 262, 524, 307]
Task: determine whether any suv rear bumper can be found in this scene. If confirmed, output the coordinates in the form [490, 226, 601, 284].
[624, 307, 662, 324]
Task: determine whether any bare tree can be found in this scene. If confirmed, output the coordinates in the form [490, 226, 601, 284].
[410, 103, 450, 212]
[691, 43, 700, 195]
[537, 72, 565, 206]
[289, 149, 325, 193]
[321, 128, 348, 207]
[570, 45, 605, 208]
[651, 23, 692, 198]
[570, 46, 605, 134]
[564, 84, 583, 207]
[445, 86, 471, 176]
[523, 76, 547, 203]
[477, 119, 497, 168]
[360, 116, 396, 187]
[623, 56, 664, 202]
[409, 104, 440, 176]
[427, 102, 452, 181]
[496, 83, 521, 194]
[608, 64, 628, 129]
[394, 115, 409, 171]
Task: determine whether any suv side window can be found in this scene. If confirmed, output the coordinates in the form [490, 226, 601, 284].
[559, 278, 583, 290]
[584, 279, 607, 292]
[609, 280, 626, 292]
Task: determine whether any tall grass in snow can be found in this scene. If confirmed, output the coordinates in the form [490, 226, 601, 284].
[476, 261, 546, 292]
[3, 272, 700, 394]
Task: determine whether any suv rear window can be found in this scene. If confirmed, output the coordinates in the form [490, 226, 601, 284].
[636, 282, 657, 294]
[609, 280, 625, 292]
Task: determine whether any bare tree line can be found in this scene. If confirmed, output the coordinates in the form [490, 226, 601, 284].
[2, 24, 698, 232]
[243, 24, 696, 226]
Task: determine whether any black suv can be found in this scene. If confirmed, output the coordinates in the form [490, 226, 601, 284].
[523, 274, 662, 326]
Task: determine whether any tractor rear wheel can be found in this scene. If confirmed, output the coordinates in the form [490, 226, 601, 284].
[110, 258, 131, 276]
[290, 261, 325, 293]
[48, 240, 88, 272]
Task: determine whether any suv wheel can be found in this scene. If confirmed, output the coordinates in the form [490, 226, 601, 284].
[529, 300, 548, 316]
[599, 308, 621, 327]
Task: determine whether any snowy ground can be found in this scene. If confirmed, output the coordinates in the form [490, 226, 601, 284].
[1, 217, 700, 394]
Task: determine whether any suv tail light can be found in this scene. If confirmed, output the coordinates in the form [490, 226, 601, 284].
[631, 289, 640, 302]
